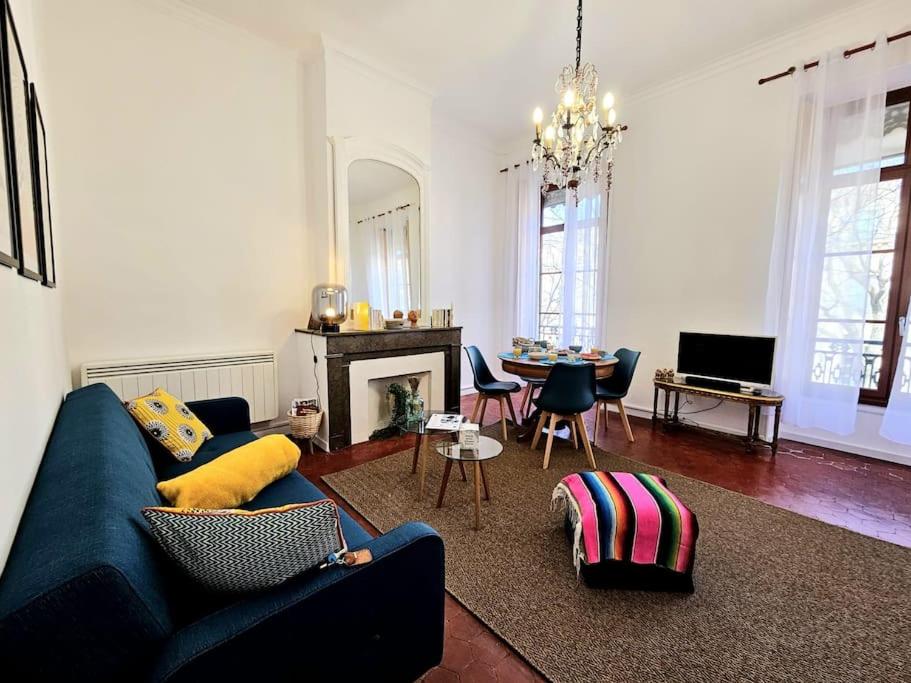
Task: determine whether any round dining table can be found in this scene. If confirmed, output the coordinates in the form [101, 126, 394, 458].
[497, 352, 618, 440]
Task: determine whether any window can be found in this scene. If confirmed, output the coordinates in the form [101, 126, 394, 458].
[538, 194, 565, 345]
[814, 87, 911, 405]
[537, 191, 602, 348]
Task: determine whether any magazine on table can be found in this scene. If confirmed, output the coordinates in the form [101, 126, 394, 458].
[425, 413, 465, 431]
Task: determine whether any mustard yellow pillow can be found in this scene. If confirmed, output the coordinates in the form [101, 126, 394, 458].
[156, 434, 300, 509]
[127, 388, 212, 462]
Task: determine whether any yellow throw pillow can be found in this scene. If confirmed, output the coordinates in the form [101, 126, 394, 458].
[156, 434, 300, 509]
[127, 388, 213, 462]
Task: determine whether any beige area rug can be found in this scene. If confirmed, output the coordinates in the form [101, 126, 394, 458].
[323, 430, 911, 683]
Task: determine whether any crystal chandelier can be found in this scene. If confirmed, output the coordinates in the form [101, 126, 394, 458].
[531, 0, 624, 199]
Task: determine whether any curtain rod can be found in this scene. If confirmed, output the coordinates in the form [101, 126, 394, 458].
[758, 28, 911, 85]
[499, 160, 529, 173]
[355, 202, 414, 224]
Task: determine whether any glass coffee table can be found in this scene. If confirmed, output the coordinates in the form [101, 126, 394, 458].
[435, 436, 503, 530]
[400, 411, 467, 500]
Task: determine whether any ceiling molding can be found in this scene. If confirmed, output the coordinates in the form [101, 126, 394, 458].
[321, 36, 435, 101]
[161, 0, 298, 55]
[627, 0, 903, 105]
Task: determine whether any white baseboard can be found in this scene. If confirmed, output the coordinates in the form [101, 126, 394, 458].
[778, 429, 911, 467]
[625, 401, 911, 466]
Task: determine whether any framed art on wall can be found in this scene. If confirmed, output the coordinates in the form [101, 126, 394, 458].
[2, 0, 39, 281]
[30, 84, 53, 286]
[0, 0, 16, 270]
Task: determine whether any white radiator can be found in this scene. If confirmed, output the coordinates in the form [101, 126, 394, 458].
[81, 351, 278, 423]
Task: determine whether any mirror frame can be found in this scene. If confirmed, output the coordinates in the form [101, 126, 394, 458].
[331, 136, 430, 317]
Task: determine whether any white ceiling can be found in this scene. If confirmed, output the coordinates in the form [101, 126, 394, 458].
[348, 159, 417, 206]
[180, 0, 871, 145]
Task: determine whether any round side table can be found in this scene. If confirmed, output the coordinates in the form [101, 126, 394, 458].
[435, 436, 503, 530]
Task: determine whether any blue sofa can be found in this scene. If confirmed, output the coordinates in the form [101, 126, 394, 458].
[0, 384, 445, 682]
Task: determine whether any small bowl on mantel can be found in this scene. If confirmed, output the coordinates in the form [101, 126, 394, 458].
[384, 319, 405, 330]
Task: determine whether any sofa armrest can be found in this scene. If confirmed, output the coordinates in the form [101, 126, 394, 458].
[150, 522, 444, 683]
[185, 397, 251, 435]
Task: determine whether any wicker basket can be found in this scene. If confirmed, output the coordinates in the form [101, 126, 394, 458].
[288, 409, 322, 440]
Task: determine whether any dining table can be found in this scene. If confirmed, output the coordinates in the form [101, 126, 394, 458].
[497, 352, 618, 441]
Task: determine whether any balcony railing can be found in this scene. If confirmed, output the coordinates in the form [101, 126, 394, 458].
[812, 341, 911, 392]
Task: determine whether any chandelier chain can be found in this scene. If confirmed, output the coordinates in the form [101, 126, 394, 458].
[575, 0, 583, 71]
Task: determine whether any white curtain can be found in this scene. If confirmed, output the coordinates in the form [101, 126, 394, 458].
[766, 35, 910, 435]
[561, 180, 610, 349]
[364, 209, 412, 316]
[881, 295, 911, 443]
[501, 163, 542, 340]
[365, 216, 388, 313]
[405, 204, 421, 311]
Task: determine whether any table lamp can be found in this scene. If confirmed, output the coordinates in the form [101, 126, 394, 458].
[311, 283, 348, 333]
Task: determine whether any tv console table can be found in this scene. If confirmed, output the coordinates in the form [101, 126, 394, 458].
[652, 378, 784, 455]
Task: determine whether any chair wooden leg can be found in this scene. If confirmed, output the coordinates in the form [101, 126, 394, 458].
[497, 396, 509, 441]
[570, 420, 579, 449]
[616, 400, 635, 442]
[470, 393, 482, 422]
[543, 413, 558, 469]
[458, 461, 467, 482]
[505, 393, 520, 428]
[478, 396, 489, 426]
[602, 402, 609, 434]
[531, 411, 548, 450]
[593, 401, 601, 438]
[575, 413, 597, 469]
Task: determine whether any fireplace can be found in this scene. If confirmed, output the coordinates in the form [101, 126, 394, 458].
[366, 371, 432, 437]
[349, 353, 444, 443]
[296, 326, 461, 451]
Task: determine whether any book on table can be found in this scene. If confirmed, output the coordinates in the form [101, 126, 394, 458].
[425, 413, 465, 431]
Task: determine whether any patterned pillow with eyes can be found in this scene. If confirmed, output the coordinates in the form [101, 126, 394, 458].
[126, 387, 212, 461]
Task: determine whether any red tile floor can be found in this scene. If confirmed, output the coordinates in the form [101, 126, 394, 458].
[296, 393, 911, 682]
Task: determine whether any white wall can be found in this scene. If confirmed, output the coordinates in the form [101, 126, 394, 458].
[308, 43, 503, 391]
[606, 0, 911, 464]
[36, 0, 310, 424]
[430, 112, 501, 389]
[0, 0, 70, 573]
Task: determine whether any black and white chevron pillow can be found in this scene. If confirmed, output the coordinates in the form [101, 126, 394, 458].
[142, 500, 347, 592]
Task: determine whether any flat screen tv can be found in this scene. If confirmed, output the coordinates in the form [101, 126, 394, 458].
[677, 332, 775, 385]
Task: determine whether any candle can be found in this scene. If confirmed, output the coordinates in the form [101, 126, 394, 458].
[354, 302, 371, 331]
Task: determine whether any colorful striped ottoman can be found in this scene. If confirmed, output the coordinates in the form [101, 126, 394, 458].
[552, 471, 699, 592]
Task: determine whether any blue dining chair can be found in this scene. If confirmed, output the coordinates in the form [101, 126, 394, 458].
[464, 346, 521, 440]
[594, 348, 641, 442]
[531, 362, 597, 469]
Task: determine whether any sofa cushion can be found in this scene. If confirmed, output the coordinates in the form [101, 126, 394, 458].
[155, 431, 258, 481]
[243, 472, 373, 550]
[126, 388, 213, 461]
[143, 500, 347, 592]
[0, 383, 176, 680]
[156, 435, 300, 509]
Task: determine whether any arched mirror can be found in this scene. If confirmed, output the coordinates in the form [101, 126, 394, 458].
[347, 160, 421, 315]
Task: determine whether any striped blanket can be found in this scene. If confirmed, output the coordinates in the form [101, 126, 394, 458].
[552, 471, 698, 575]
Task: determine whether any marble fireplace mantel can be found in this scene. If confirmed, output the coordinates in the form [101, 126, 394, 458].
[295, 327, 462, 451]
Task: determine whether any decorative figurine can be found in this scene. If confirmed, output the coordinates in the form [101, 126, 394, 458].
[407, 310, 419, 327]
